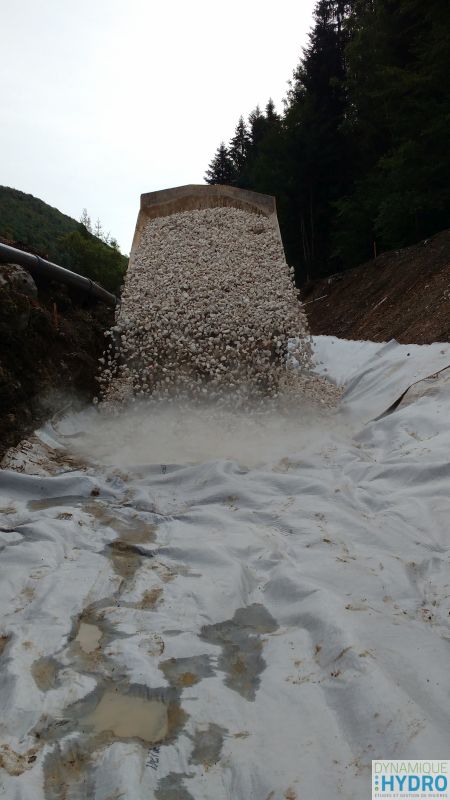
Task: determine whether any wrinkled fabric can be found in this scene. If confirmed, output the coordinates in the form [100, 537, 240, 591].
[0, 336, 449, 800]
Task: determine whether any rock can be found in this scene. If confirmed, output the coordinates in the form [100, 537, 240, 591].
[0, 263, 37, 299]
[98, 207, 341, 410]
[0, 290, 31, 334]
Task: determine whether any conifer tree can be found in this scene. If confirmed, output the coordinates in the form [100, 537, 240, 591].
[204, 143, 235, 185]
[265, 98, 278, 122]
[229, 116, 252, 182]
[284, 0, 353, 278]
[205, 0, 450, 279]
[248, 106, 267, 151]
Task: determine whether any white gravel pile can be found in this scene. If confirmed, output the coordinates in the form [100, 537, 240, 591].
[98, 207, 340, 408]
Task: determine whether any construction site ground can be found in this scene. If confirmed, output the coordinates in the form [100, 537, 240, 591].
[301, 229, 450, 344]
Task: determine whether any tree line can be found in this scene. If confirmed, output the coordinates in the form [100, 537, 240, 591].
[0, 187, 127, 293]
[206, 0, 450, 283]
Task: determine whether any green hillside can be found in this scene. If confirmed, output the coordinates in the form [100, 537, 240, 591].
[0, 186, 127, 293]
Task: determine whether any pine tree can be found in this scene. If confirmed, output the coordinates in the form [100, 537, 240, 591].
[246, 100, 285, 199]
[248, 106, 267, 151]
[334, 0, 450, 262]
[265, 98, 278, 122]
[284, 0, 353, 278]
[204, 0, 450, 278]
[204, 143, 235, 185]
[229, 116, 252, 183]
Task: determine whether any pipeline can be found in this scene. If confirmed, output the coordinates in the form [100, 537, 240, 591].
[0, 241, 117, 307]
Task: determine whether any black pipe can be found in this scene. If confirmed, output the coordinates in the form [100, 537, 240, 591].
[0, 242, 117, 307]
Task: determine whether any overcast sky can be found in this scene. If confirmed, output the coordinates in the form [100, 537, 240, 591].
[1, 0, 315, 253]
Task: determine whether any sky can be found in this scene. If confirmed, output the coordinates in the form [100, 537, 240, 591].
[1, 0, 316, 254]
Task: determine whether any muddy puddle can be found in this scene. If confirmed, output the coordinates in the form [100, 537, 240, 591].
[76, 622, 102, 654]
[200, 604, 277, 700]
[40, 682, 188, 799]
[84, 690, 168, 742]
[37, 682, 187, 748]
[106, 540, 152, 579]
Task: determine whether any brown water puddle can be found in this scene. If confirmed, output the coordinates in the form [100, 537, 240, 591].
[76, 622, 102, 654]
[42, 687, 183, 800]
[37, 683, 187, 749]
[84, 690, 168, 742]
[77, 685, 188, 747]
[107, 540, 147, 578]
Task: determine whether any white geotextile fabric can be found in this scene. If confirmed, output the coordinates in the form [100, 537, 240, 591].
[0, 336, 449, 799]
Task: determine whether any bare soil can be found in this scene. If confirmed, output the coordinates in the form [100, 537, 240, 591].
[301, 229, 450, 344]
[0, 256, 113, 459]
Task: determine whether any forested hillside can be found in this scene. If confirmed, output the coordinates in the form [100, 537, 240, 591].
[206, 0, 450, 283]
[0, 186, 127, 292]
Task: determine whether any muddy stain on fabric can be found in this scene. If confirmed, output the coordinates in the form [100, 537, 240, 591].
[38, 683, 189, 799]
[0, 744, 39, 776]
[190, 723, 226, 767]
[155, 772, 195, 800]
[28, 495, 84, 511]
[160, 654, 214, 688]
[200, 604, 277, 700]
[0, 635, 10, 656]
[106, 540, 148, 578]
[32, 656, 59, 691]
[138, 587, 163, 609]
[44, 742, 93, 800]
[85, 501, 157, 544]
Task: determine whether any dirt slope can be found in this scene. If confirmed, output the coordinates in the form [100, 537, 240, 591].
[0, 261, 113, 459]
[301, 229, 450, 344]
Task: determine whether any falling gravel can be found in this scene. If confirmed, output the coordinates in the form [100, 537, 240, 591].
[98, 207, 340, 409]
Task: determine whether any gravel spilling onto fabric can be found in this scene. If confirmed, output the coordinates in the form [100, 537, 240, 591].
[98, 207, 341, 409]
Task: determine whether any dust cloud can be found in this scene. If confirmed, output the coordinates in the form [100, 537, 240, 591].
[60, 396, 348, 468]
